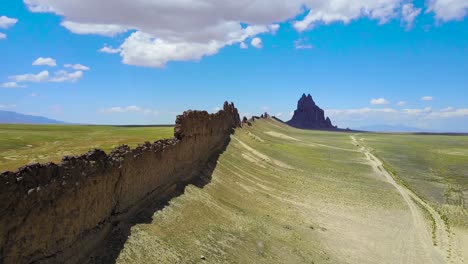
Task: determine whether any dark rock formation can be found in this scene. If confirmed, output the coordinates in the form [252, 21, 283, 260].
[0, 102, 241, 264]
[242, 116, 252, 126]
[287, 94, 336, 130]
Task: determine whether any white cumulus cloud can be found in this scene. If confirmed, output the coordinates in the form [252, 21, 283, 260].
[0, 16, 18, 29]
[0, 32, 6, 40]
[401, 3, 422, 29]
[269, 24, 280, 34]
[421, 96, 434, 101]
[251, 37, 263, 49]
[32, 57, 57, 67]
[427, 0, 468, 21]
[293, 0, 403, 32]
[99, 45, 121, 54]
[0, 82, 25, 88]
[49, 70, 83, 82]
[23, 0, 468, 67]
[64, 63, 90, 71]
[9, 70, 83, 83]
[10, 70, 50, 83]
[61, 21, 128, 37]
[371, 98, 390, 105]
[327, 106, 468, 131]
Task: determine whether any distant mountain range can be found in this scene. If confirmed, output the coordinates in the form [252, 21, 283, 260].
[356, 124, 428, 133]
[0, 110, 65, 124]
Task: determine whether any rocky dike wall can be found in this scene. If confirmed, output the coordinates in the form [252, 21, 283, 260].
[0, 102, 241, 264]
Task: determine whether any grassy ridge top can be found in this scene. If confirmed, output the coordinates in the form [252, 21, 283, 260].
[116, 119, 450, 263]
[0, 124, 173, 172]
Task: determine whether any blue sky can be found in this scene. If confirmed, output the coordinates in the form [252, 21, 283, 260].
[0, 0, 467, 131]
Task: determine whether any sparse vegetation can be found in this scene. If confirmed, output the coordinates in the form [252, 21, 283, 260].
[2, 120, 467, 263]
[0, 124, 173, 172]
[115, 119, 467, 263]
[363, 133, 468, 229]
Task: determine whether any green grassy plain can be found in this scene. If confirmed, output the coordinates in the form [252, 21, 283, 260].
[361, 133, 468, 228]
[0, 124, 173, 172]
[116, 119, 467, 263]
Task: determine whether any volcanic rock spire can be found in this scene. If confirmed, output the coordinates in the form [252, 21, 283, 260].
[287, 93, 336, 130]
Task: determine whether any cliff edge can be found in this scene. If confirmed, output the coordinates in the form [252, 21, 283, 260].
[0, 102, 241, 264]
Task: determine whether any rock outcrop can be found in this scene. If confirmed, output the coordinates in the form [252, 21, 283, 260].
[0, 102, 241, 264]
[287, 94, 336, 130]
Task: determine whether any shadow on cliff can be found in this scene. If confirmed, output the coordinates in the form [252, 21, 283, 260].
[86, 141, 228, 264]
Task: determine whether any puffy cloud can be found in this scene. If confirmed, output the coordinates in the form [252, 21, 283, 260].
[269, 24, 280, 34]
[240, 42, 248, 49]
[9, 70, 83, 83]
[10, 71, 50, 82]
[119, 25, 270, 67]
[32, 57, 57, 67]
[293, 0, 403, 32]
[403, 107, 433, 115]
[101, 105, 159, 115]
[120, 32, 222, 67]
[61, 21, 128, 37]
[2, 58, 88, 85]
[99, 45, 121, 54]
[0, 16, 18, 29]
[401, 3, 422, 29]
[49, 70, 83, 82]
[327, 106, 468, 130]
[0, 82, 25, 88]
[64, 63, 90, 71]
[24, 0, 291, 67]
[0, 32, 6, 40]
[370, 98, 390, 105]
[251, 37, 263, 49]
[23, 0, 468, 67]
[397, 101, 407, 106]
[427, 0, 468, 21]
[421, 96, 434, 101]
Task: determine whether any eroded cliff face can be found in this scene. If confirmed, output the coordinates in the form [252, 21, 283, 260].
[0, 102, 241, 264]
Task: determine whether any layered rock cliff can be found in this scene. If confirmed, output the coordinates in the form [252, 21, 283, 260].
[0, 102, 241, 264]
[287, 94, 336, 130]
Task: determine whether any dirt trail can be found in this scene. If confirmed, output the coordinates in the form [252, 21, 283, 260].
[350, 136, 458, 263]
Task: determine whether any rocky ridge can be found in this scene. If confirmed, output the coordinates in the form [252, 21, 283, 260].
[0, 102, 241, 264]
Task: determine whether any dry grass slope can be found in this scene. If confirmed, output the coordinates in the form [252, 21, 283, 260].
[116, 119, 467, 263]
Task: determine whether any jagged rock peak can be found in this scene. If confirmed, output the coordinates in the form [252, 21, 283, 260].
[287, 93, 337, 130]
